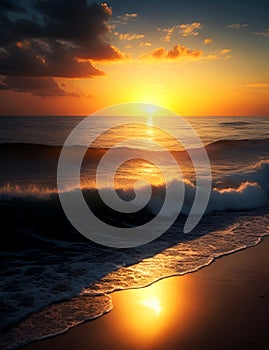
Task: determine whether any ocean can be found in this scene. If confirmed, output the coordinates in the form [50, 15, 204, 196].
[1, 113, 269, 349]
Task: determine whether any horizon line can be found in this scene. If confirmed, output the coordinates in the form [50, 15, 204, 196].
[0, 114, 269, 118]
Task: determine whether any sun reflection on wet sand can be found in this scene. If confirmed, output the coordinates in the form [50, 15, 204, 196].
[107, 276, 191, 349]
[139, 296, 163, 315]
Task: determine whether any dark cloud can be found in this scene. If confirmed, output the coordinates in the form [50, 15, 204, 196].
[31, 1, 123, 60]
[0, 76, 70, 97]
[0, 40, 105, 77]
[0, 0, 25, 13]
[0, 1, 125, 96]
[0, 1, 124, 61]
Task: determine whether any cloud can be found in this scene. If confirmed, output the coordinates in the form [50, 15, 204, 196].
[0, 76, 72, 97]
[119, 13, 137, 21]
[112, 12, 138, 27]
[242, 83, 269, 89]
[139, 42, 152, 47]
[33, 1, 124, 60]
[140, 44, 203, 60]
[229, 23, 248, 29]
[178, 22, 203, 37]
[118, 33, 145, 41]
[140, 44, 232, 62]
[219, 48, 232, 55]
[252, 28, 269, 37]
[205, 48, 232, 60]
[0, 2, 123, 60]
[158, 22, 203, 41]
[0, 0, 25, 12]
[0, 1, 126, 71]
[161, 27, 176, 42]
[0, 40, 105, 77]
[204, 38, 213, 45]
[205, 54, 219, 60]
[0, 1, 126, 96]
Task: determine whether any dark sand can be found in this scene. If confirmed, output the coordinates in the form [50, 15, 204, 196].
[21, 237, 269, 350]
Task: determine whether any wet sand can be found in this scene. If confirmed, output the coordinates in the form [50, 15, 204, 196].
[21, 236, 269, 350]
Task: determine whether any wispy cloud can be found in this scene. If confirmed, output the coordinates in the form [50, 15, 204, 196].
[139, 42, 152, 47]
[220, 48, 232, 55]
[179, 22, 203, 36]
[242, 83, 269, 89]
[117, 13, 137, 22]
[252, 28, 269, 37]
[158, 22, 203, 42]
[158, 26, 176, 42]
[117, 33, 145, 41]
[229, 23, 248, 29]
[205, 49, 232, 60]
[121, 13, 137, 19]
[111, 13, 138, 27]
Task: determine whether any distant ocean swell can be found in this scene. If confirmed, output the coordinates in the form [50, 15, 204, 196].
[1, 138, 269, 349]
[1, 137, 269, 153]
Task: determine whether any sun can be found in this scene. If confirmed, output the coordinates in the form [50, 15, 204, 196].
[145, 104, 157, 114]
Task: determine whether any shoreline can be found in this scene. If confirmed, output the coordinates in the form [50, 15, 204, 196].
[19, 235, 269, 350]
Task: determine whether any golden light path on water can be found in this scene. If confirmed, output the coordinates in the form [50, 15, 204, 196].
[58, 103, 211, 246]
[80, 112, 196, 191]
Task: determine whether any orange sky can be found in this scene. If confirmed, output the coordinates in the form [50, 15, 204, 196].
[0, 1, 268, 116]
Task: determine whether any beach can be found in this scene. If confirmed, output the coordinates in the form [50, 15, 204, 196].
[20, 236, 269, 350]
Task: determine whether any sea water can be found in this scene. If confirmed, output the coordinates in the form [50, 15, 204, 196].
[1, 115, 269, 349]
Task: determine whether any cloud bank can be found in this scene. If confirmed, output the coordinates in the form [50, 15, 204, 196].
[0, 0, 126, 96]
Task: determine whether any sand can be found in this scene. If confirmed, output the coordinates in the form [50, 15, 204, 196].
[20, 236, 269, 350]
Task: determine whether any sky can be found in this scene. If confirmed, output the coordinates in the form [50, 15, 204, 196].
[0, 0, 268, 116]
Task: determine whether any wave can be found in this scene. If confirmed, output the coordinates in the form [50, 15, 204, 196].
[218, 121, 254, 127]
[1, 136, 269, 244]
[1, 160, 269, 219]
[1, 137, 269, 152]
[206, 138, 269, 152]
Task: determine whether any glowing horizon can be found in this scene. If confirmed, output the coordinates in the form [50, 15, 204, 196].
[0, 1, 268, 116]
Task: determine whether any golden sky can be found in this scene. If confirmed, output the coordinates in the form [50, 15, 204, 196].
[0, 1, 268, 116]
